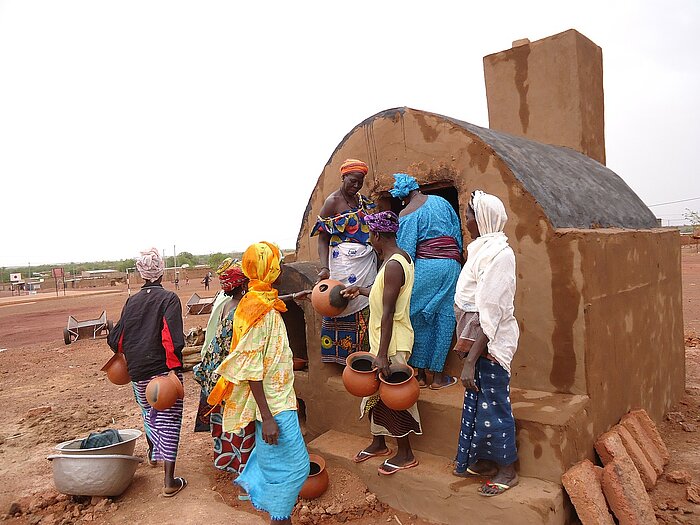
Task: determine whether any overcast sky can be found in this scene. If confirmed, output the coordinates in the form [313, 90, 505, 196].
[0, 0, 698, 268]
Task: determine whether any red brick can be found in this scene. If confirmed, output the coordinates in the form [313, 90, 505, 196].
[594, 430, 627, 466]
[562, 459, 615, 525]
[613, 425, 657, 490]
[601, 458, 656, 525]
[628, 409, 670, 465]
[619, 415, 664, 476]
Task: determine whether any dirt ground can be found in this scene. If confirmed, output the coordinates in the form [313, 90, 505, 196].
[0, 250, 699, 525]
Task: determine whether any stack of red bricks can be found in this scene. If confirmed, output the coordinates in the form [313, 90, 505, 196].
[561, 409, 669, 524]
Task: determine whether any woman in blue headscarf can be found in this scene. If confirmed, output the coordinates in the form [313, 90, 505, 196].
[391, 173, 463, 389]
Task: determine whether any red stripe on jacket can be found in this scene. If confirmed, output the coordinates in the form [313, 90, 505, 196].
[118, 332, 124, 353]
[162, 317, 181, 369]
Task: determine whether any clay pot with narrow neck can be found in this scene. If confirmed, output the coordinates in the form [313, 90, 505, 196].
[342, 352, 379, 397]
[299, 454, 329, 500]
[100, 352, 131, 385]
[167, 370, 185, 400]
[378, 363, 420, 411]
[145, 375, 178, 410]
[311, 279, 348, 317]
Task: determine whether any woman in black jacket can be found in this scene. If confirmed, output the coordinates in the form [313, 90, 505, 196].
[108, 248, 187, 497]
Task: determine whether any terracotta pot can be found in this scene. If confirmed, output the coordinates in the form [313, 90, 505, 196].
[167, 370, 185, 400]
[342, 352, 379, 397]
[299, 454, 329, 500]
[100, 353, 130, 385]
[379, 363, 420, 411]
[145, 376, 178, 410]
[293, 357, 308, 371]
[311, 279, 348, 317]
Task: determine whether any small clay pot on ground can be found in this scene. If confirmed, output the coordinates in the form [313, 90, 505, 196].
[342, 352, 380, 397]
[311, 279, 349, 317]
[101, 353, 131, 385]
[299, 454, 329, 500]
[293, 357, 308, 371]
[379, 363, 420, 411]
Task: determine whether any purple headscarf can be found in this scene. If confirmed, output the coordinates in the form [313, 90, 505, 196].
[136, 247, 164, 282]
[364, 211, 400, 233]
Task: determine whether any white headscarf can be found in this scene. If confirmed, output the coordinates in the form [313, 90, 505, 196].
[136, 247, 164, 282]
[455, 191, 510, 310]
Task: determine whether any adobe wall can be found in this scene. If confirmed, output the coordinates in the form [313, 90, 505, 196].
[570, 228, 685, 432]
[484, 29, 606, 164]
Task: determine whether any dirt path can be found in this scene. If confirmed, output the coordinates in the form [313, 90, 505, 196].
[0, 254, 699, 524]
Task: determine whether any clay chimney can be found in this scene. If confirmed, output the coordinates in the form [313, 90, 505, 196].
[483, 29, 606, 165]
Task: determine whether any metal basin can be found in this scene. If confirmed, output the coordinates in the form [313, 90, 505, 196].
[47, 454, 142, 497]
[54, 429, 142, 456]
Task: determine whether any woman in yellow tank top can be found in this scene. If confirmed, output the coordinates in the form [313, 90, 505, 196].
[342, 210, 422, 475]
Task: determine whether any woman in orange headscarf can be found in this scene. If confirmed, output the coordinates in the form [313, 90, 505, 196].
[210, 242, 309, 525]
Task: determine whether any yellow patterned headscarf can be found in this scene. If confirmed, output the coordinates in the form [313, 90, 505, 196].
[207, 242, 287, 407]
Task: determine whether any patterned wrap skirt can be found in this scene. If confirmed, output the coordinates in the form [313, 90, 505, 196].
[454, 357, 517, 471]
[320, 306, 370, 365]
[360, 351, 422, 438]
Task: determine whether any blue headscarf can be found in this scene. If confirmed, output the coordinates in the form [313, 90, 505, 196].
[389, 173, 419, 199]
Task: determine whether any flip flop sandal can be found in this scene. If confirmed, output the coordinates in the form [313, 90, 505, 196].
[429, 376, 459, 390]
[353, 448, 393, 463]
[478, 477, 519, 497]
[377, 459, 419, 475]
[162, 477, 187, 497]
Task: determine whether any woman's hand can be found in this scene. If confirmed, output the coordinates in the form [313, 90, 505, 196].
[317, 267, 330, 282]
[341, 286, 361, 300]
[461, 360, 478, 392]
[374, 355, 391, 380]
[261, 417, 280, 445]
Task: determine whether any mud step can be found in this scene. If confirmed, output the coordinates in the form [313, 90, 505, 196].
[307, 430, 570, 525]
[310, 375, 591, 483]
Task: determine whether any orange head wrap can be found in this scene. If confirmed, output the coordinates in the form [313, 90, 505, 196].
[340, 159, 368, 177]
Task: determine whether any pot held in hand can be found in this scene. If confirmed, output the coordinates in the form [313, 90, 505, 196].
[342, 352, 379, 397]
[299, 454, 329, 500]
[100, 353, 130, 385]
[311, 279, 348, 317]
[379, 363, 420, 411]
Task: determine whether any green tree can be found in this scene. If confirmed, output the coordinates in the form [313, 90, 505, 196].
[208, 252, 229, 270]
[176, 251, 197, 268]
[116, 259, 136, 272]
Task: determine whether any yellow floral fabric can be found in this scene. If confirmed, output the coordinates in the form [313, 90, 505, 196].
[216, 309, 297, 433]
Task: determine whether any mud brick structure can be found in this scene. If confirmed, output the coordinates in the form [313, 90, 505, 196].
[276, 30, 684, 524]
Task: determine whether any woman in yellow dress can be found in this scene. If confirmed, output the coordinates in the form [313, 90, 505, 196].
[208, 242, 309, 524]
[342, 211, 421, 475]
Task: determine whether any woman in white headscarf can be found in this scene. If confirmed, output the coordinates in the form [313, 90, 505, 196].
[452, 191, 520, 496]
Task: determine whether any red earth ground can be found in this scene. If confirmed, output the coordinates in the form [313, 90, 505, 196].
[0, 249, 699, 524]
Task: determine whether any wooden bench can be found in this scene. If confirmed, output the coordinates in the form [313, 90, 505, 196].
[186, 293, 216, 316]
[63, 310, 112, 345]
